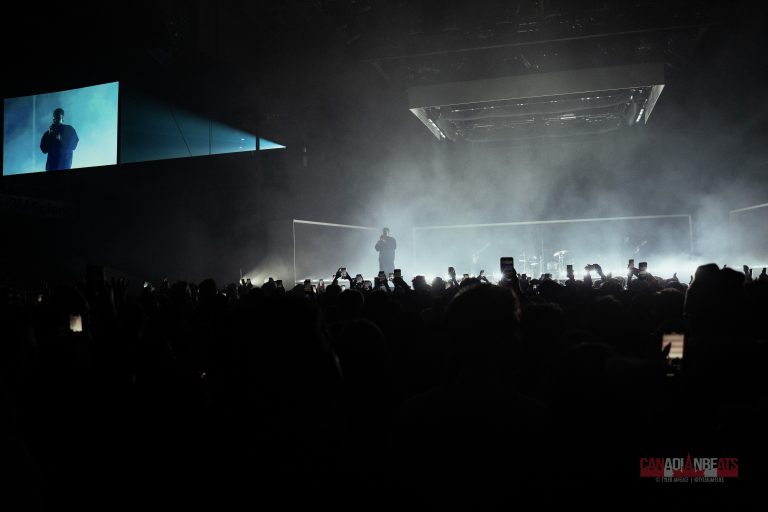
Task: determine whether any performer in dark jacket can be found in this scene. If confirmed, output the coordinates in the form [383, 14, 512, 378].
[375, 227, 397, 274]
[40, 107, 79, 171]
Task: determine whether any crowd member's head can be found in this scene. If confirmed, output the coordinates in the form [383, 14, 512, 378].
[685, 264, 748, 355]
[445, 284, 521, 374]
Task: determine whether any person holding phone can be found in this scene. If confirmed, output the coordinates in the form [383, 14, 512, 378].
[333, 267, 355, 288]
[447, 266, 459, 288]
[375, 227, 397, 275]
[498, 257, 521, 293]
[376, 270, 391, 292]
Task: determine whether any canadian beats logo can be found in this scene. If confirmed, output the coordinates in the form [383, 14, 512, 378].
[640, 454, 738, 482]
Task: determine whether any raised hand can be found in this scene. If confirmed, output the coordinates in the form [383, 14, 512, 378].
[593, 263, 605, 278]
[392, 275, 410, 290]
[108, 276, 129, 302]
[743, 265, 753, 283]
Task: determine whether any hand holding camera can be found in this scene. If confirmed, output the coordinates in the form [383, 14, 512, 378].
[499, 257, 515, 277]
[375, 274, 389, 290]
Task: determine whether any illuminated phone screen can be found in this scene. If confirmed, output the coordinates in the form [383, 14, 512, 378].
[662, 333, 684, 359]
[69, 315, 83, 333]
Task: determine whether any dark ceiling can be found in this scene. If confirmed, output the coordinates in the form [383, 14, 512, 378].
[0, 1, 764, 150]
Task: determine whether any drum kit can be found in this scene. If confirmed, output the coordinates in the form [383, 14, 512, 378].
[518, 249, 571, 278]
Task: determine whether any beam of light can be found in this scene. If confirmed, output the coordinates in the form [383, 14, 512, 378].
[729, 202, 768, 214]
[259, 137, 285, 150]
[293, 219, 378, 231]
[412, 213, 692, 231]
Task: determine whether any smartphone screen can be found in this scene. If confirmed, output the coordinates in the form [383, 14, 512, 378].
[500, 257, 514, 274]
[639, 262, 648, 271]
[69, 314, 83, 333]
[388, 272, 394, 281]
[662, 333, 684, 359]
[341, 268, 347, 278]
[394, 269, 401, 278]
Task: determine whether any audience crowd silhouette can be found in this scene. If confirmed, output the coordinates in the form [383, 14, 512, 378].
[2, 261, 766, 508]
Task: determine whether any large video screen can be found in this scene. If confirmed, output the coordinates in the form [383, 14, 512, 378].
[3, 82, 119, 175]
